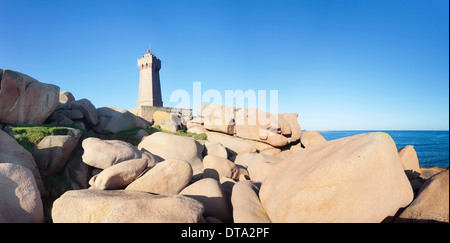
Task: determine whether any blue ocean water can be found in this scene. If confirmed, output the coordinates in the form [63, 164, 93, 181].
[319, 131, 449, 168]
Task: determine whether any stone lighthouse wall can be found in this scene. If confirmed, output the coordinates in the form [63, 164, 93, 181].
[137, 53, 163, 108]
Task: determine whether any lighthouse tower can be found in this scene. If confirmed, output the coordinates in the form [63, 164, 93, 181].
[137, 48, 163, 108]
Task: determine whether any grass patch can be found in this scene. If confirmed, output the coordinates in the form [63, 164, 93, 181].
[116, 126, 207, 145]
[106, 126, 208, 145]
[91, 126, 163, 147]
[160, 128, 207, 141]
[7, 124, 207, 151]
[175, 130, 208, 140]
[7, 125, 84, 152]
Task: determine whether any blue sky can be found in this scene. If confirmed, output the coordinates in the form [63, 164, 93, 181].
[0, 0, 448, 130]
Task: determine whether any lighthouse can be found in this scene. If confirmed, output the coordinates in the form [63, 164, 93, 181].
[137, 48, 163, 108]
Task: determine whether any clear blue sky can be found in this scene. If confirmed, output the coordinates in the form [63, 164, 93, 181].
[0, 0, 448, 130]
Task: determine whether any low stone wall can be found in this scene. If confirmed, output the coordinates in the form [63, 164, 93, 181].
[139, 106, 192, 123]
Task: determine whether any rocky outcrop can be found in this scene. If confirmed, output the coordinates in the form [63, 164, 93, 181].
[49, 95, 150, 135]
[198, 104, 302, 148]
[125, 159, 193, 195]
[300, 131, 327, 147]
[187, 125, 207, 135]
[0, 163, 44, 223]
[71, 98, 98, 126]
[259, 132, 414, 223]
[82, 137, 159, 169]
[153, 110, 184, 133]
[47, 93, 94, 128]
[198, 104, 237, 135]
[61, 145, 91, 191]
[234, 153, 282, 182]
[282, 113, 301, 143]
[204, 141, 228, 158]
[180, 178, 231, 222]
[205, 130, 257, 156]
[203, 155, 239, 180]
[32, 135, 79, 176]
[0, 129, 45, 193]
[51, 189, 204, 223]
[235, 108, 290, 147]
[2, 116, 446, 224]
[396, 169, 449, 223]
[94, 106, 148, 134]
[138, 132, 204, 178]
[55, 91, 75, 110]
[419, 166, 447, 180]
[231, 180, 271, 223]
[0, 69, 59, 125]
[88, 158, 149, 190]
[398, 145, 421, 179]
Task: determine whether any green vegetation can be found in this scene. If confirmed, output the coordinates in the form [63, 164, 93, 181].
[132, 126, 207, 144]
[174, 129, 208, 140]
[7, 124, 207, 151]
[7, 125, 84, 152]
[91, 126, 162, 147]
[137, 126, 207, 142]
[145, 124, 208, 141]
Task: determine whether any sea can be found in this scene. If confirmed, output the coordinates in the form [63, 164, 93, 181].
[319, 130, 449, 168]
